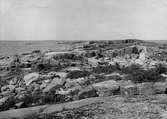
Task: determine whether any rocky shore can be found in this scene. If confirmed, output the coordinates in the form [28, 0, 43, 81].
[0, 39, 167, 119]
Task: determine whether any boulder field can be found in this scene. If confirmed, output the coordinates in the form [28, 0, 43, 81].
[0, 40, 167, 119]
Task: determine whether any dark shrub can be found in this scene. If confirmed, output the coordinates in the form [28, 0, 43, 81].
[93, 65, 120, 74]
[145, 69, 164, 82]
[54, 53, 83, 61]
[66, 70, 91, 79]
[155, 64, 167, 74]
[122, 64, 143, 74]
[125, 70, 146, 83]
[85, 51, 96, 58]
[32, 50, 41, 54]
[112, 52, 118, 57]
[42, 90, 67, 104]
[132, 47, 139, 54]
[36, 64, 46, 71]
[0, 96, 16, 111]
[123, 64, 165, 83]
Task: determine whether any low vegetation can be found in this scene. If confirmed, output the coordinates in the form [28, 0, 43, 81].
[122, 64, 166, 83]
[66, 70, 91, 79]
[93, 64, 120, 74]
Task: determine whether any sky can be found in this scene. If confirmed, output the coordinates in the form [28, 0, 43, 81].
[0, 0, 167, 41]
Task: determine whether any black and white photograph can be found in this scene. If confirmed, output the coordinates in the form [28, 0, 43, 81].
[0, 0, 167, 119]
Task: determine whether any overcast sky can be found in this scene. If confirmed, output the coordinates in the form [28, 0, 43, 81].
[0, 0, 167, 41]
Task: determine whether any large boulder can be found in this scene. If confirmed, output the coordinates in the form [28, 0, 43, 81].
[56, 72, 67, 79]
[43, 78, 64, 93]
[137, 83, 155, 95]
[78, 86, 98, 99]
[153, 82, 167, 94]
[121, 82, 157, 96]
[15, 102, 26, 108]
[65, 78, 87, 88]
[136, 82, 167, 95]
[92, 80, 120, 96]
[120, 84, 138, 96]
[118, 80, 137, 96]
[23, 73, 39, 86]
[58, 86, 82, 100]
[58, 86, 82, 95]
[87, 57, 99, 67]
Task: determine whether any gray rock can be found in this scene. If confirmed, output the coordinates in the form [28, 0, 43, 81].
[78, 86, 98, 99]
[15, 87, 25, 93]
[65, 78, 86, 88]
[137, 83, 155, 95]
[23, 72, 39, 86]
[58, 86, 82, 96]
[40, 81, 48, 90]
[121, 82, 163, 96]
[56, 72, 67, 78]
[15, 93, 26, 100]
[43, 78, 64, 93]
[15, 102, 25, 108]
[92, 80, 120, 96]
[120, 84, 138, 96]
[0, 97, 8, 106]
[0, 91, 11, 97]
[29, 83, 40, 92]
[1, 85, 15, 92]
[47, 72, 57, 78]
[153, 82, 167, 94]
[87, 57, 99, 67]
[9, 77, 18, 85]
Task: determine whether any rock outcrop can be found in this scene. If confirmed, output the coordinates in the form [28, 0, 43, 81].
[0, 40, 167, 119]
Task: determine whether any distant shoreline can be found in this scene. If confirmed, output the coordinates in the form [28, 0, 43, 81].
[0, 40, 166, 56]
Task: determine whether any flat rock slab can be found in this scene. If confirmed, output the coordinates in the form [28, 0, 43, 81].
[0, 96, 116, 119]
[0, 105, 48, 119]
[1, 95, 167, 119]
